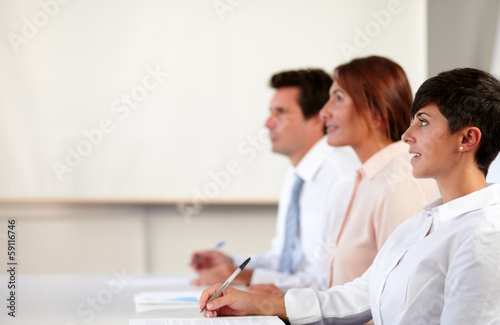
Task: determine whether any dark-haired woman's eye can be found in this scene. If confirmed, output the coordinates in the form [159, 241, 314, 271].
[419, 119, 428, 127]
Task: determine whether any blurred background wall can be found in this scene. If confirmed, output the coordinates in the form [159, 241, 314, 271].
[0, 0, 499, 275]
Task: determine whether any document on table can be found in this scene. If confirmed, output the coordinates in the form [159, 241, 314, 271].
[129, 316, 285, 325]
[135, 291, 202, 304]
[134, 286, 248, 313]
[134, 291, 202, 313]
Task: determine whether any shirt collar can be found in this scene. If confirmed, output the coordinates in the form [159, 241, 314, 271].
[294, 136, 332, 182]
[422, 183, 500, 230]
[360, 141, 408, 180]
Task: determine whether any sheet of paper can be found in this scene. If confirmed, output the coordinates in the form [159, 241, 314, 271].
[134, 290, 202, 313]
[134, 291, 202, 304]
[107, 275, 195, 288]
[129, 316, 285, 325]
[133, 287, 249, 313]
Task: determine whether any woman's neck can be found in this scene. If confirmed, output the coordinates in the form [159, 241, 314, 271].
[352, 135, 394, 164]
[437, 164, 486, 204]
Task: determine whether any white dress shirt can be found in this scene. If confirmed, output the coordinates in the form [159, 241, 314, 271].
[285, 184, 500, 324]
[233, 137, 361, 290]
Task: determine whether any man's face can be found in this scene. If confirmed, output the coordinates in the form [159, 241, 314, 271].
[264, 87, 315, 162]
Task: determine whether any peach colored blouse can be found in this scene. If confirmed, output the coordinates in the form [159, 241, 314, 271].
[326, 141, 440, 286]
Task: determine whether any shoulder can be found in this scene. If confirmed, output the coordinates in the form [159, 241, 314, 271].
[440, 198, 500, 263]
[450, 206, 500, 267]
[481, 203, 500, 228]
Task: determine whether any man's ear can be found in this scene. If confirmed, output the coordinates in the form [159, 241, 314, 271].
[459, 126, 482, 152]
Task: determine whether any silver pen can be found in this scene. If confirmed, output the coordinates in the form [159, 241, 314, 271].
[200, 257, 251, 313]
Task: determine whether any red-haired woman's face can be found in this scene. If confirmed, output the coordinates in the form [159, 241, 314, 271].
[320, 81, 368, 148]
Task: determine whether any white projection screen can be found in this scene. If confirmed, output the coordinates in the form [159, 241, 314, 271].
[0, 0, 427, 202]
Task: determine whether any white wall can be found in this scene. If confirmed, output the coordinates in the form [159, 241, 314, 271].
[4, 0, 500, 275]
[0, 0, 427, 201]
[0, 0, 429, 275]
[0, 204, 277, 274]
[427, 0, 499, 76]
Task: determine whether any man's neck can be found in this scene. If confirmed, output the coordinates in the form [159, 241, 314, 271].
[289, 135, 323, 167]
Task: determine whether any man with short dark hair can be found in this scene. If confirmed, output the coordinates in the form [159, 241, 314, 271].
[191, 69, 360, 290]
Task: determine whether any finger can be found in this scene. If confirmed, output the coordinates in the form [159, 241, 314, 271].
[199, 283, 223, 308]
[191, 252, 208, 265]
[204, 310, 217, 318]
[191, 251, 204, 260]
[206, 290, 234, 311]
[190, 260, 201, 270]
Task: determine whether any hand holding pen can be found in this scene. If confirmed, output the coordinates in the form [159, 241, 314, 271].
[198, 258, 288, 321]
[200, 257, 251, 313]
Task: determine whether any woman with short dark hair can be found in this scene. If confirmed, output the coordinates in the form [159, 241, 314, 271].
[199, 67, 500, 325]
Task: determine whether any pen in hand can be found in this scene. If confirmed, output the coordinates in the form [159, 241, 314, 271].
[200, 257, 251, 313]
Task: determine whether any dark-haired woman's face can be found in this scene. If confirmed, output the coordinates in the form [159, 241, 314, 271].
[402, 104, 458, 180]
[320, 81, 367, 148]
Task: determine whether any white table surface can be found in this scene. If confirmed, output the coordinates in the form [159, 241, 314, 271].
[0, 273, 210, 325]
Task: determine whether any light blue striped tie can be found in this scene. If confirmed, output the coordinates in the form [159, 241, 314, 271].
[278, 175, 304, 274]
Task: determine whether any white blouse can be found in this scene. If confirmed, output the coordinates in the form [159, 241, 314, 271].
[285, 184, 500, 325]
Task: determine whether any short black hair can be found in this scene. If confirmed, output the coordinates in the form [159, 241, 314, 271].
[412, 68, 500, 176]
[270, 69, 333, 120]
